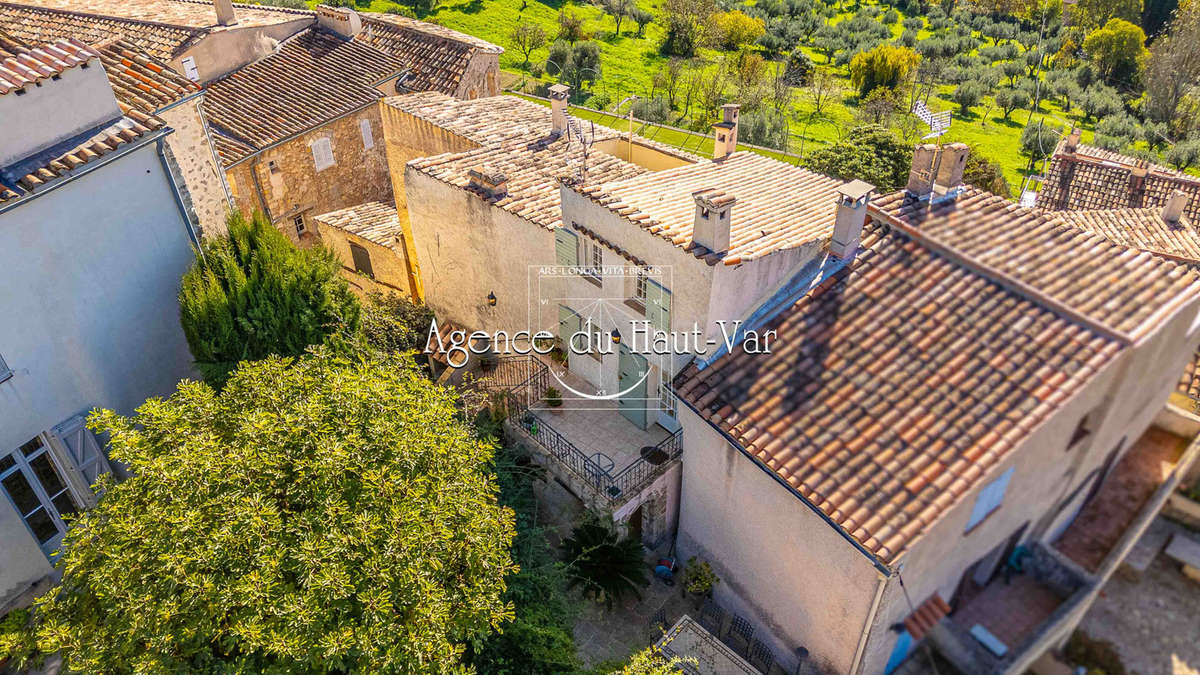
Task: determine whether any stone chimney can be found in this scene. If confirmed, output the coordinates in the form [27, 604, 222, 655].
[468, 166, 508, 199]
[830, 179, 875, 259]
[213, 0, 237, 25]
[935, 143, 969, 189]
[712, 103, 740, 159]
[906, 143, 969, 199]
[1064, 127, 1082, 154]
[316, 5, 363, 37]
[1163, 189, 1190, 224]
[906, 144, 939, 197]
[549, 84, 570, 136]
[692, 188, 736, 253]
[0, 42, 122, 169]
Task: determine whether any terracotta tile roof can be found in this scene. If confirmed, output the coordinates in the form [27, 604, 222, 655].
[385, 91, 558, 145]
[95, 38, 199, 110]
[202, 27, 402, 165]
[313, 201, 402, 246]
[574, 152, 847, 265]
[904, 593, 951, 640]
[673, 221, 1125, 564]
[1054, 207, 1200, 262]
[10, 0, 307, 30]
[0, 3, 208, 60]
[1038, 142, 1200, 224]
[1, 103, 166, 204]
[410, 133, 648, 230]
[355, 14, 498, 95]
[871, 187, 1200, 340]
[0, 36, 95, 94]
[1179, 352, 1200, 401]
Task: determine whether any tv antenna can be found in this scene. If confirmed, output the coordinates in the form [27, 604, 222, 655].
[566, 118, 595, 183]
[911, 101, 952, 140]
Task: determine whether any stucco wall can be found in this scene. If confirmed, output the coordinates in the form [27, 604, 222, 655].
[0, 61, 119, 168]
[675, 403, 882, 674]
[175, 20, 313, 84]
[227, 104, 392, 245]
[159, 98, 230, 238]
[313, 220, 414, 299]
[0, 142, 196, 607]
[405, 168, 554, 336]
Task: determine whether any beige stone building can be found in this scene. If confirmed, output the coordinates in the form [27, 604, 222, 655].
[313, 201, 414, 298]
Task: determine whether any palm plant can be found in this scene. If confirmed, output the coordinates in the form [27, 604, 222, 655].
[561, 512, 648, 608]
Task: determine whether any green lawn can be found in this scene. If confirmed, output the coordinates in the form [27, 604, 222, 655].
[316, 0, 1115, 194]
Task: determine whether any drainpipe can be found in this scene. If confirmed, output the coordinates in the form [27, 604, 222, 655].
[249, 161, 274, 224]
[155, 135, 203, 254]
[850, 568, 892, 675]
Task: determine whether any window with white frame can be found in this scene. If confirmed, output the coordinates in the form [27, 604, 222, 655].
[293, 215, 306, 236]
[360, 118, 374, 149]
[581, 238, 603, 282]
[1, 437, 81, 555]
[630, 267, 648, 305]
[964, 466, 1015, 533]
[311, 137, 334, 171]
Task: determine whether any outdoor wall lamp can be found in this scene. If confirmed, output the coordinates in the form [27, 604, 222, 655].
[611, 328, 621, 344]
[487, 291, 497, 306]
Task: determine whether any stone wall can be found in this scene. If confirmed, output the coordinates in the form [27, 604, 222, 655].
[454, 50, 501, 100]
[226, 103, 392, 245]
[159, 98, 230, 238]
[313, 220, 414, 299]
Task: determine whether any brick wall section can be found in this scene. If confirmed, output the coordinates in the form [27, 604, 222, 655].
[313, 221, 414, 299]
[226, 104, 392, 244]
[158, 100, 230, 238]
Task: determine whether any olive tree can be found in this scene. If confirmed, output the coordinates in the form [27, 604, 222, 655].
[34, 350, 517, 673]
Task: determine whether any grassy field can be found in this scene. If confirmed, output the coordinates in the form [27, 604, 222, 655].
[312, 0, 1108, 192]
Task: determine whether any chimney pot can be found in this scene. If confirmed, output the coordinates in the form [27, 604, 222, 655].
[214, 0, 237, 26]
[1163, 189, 1189, 224]
[692, 188, 735, 253]
[549, 84, 570, 136]
[316, 5, 363, 37]
[830, 180, 875, 259]
[1065, 127, 1082, 153]
[469, 166, 508, 198]
[712, 103, 740, 159]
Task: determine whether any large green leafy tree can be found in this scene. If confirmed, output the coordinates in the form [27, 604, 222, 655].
[179, 211, 360, 387]
[33, 350, 517, 673]
[803, 125, 914, 192]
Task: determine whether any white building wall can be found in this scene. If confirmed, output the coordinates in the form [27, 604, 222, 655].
[0, 141, 197, 607]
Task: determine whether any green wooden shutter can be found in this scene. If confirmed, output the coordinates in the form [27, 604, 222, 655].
[558, 305, 582, 348]
[555, 227, 579, 267]
[645, 280, 672, 333]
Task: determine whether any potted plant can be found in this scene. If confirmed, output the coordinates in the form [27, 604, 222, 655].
[545, 387, 563, 412]
[681, 557, 719, 607]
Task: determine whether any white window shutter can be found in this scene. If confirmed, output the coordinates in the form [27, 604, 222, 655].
[646, 279, 672, 333]
[181, 56, 199, 81]
[965, 466, 1014, 531]
[360, 119, 374, 149]
[555, 227, 579, 267]
[48, 416, 111, 507]
[312, 137, 334, 171]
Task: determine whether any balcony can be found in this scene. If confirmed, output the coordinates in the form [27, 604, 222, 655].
[918, 544, 1095, 675]
[472, 356, 683, 518]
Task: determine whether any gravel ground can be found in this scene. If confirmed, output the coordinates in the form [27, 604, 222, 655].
[1079, 555, 1200, 675]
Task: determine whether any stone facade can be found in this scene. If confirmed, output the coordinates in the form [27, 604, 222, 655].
[226, 104, 391, 245]
[313, 221, 415, 299]
[454, 50, 501, 100]
[158, 99, 230, 238]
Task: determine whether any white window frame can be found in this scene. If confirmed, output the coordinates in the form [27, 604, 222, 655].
[311, 137, 335, 172]
[293, 214, 306, 235]
[360, 118, 375, 150]
[581, 238, 603, 282]
[964, 466, 1015, 533]
[1, 436, 82, 556]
